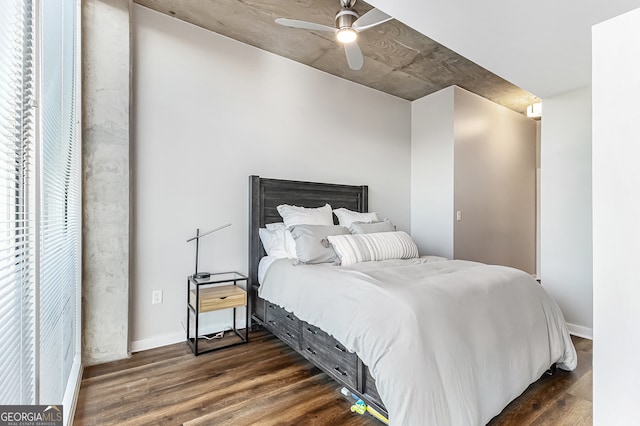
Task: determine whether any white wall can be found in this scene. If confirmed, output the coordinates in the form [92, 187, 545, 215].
[411, 87, 455, 258]
[536, 121, 541, 278]
[540, 86, 593, 338]
[131, 5, 411, 350]
[593, 7, 640, 423]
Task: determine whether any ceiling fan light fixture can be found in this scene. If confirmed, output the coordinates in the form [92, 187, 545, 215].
[336, 27, 357, 43]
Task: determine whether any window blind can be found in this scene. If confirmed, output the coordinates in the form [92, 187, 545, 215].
[0, 0, 80, 410]
[39, 0, 81, 404]
[0, 0, 36, 405]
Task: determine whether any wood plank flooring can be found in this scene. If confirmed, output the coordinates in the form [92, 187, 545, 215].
[73, 330, 592, 425]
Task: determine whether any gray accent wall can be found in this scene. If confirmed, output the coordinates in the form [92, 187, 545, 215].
[82, 0, 131, 365]
[453, 87, 536, 274]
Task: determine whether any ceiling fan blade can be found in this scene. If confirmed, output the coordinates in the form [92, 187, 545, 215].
[352, 8, 392, 32]
[344, 42, 363, 71]
[275, 18, 336, 33]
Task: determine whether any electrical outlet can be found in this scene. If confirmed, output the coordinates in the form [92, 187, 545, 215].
[152, 290, 163, 305]
[456, 211, 462, 221]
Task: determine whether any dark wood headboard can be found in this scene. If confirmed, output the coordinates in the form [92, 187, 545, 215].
[248, 175, 368, 324]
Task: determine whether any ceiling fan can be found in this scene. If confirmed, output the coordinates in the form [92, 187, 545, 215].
[275, 0, 392, 71]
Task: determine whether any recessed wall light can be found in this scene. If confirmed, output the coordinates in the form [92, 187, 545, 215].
[526, 102, 542, 119]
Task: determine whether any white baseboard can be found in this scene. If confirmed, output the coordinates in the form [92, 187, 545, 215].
[133, 319, 589, 353]
[130, 318, 247, 353]
[567, 323, 593, 340]
[130, 331, 185, 353]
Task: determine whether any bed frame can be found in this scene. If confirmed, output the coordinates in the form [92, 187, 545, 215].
[248, 175, 386, 415]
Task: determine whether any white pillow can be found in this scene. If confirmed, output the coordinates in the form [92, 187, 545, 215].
[265, 222, 286, 231]
[349, 219, 395, 234]
[327, 231, 419, 266]
[333, 208, 378, 227]
[258, 226, 297, 259]
[277, 203, 333, 227]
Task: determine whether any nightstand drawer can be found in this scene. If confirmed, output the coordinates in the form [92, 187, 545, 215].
[190, 285, 246, 313]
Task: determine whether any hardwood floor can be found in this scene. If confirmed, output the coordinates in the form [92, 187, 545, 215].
[487, 336, 592, 425]
[73, 330, 592, 425]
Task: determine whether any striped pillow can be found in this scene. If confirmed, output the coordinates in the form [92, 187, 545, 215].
[327, 231, 419, 266]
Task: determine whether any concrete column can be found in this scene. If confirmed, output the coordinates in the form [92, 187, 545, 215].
[81, 0, 131, 365]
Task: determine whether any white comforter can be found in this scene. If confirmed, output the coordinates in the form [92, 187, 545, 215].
[259, 256, 577, 426]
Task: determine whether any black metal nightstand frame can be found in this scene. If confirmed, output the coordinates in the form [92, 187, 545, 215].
[186, 271, 249, 355]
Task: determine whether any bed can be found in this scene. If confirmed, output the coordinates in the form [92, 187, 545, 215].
[248, 175, 577, 425]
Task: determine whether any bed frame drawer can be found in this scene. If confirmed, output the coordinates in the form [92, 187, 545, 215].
[301, 323, 358, 388]
[363, 366, 384, 407]
[265, 303, 300, 349]
[257, 301, 386, 416]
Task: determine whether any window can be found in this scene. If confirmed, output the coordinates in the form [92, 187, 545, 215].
[0, 0, 37, 405]
[0, 0, 81, 415]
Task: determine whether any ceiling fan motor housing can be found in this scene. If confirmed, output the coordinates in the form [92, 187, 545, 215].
[335, 9, 359, 30]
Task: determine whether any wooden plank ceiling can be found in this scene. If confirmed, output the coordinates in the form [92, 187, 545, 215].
[134, 0, 539, 115]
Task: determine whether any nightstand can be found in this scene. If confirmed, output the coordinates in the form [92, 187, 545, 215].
[186, 271, 249, 355]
